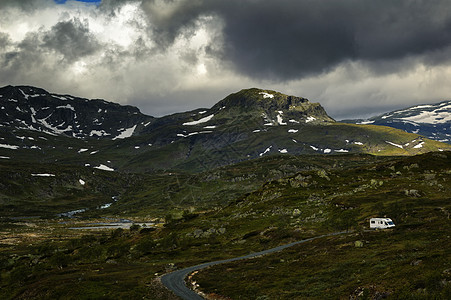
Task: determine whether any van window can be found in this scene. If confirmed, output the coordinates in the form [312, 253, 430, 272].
[371, 221, 375, 223]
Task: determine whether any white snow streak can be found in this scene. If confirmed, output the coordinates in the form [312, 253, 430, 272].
[259, 146, 272, 157]
[356, 120, 375, 125]
[113, 125, 137, 140]
[56, 104, 75, 111]
[183, 114, 214, 126]
[385, 141, 404, 149]
[306, 116, 316, 123]
[94, 164, 115, 171]
[413, 142, 424, 149]
[259, 92, 274, 99]
[0, 144, 19, 149]
[32, 173, 55, 177]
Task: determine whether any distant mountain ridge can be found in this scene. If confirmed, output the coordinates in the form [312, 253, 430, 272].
[0, 85, 154, 139]
[1, 85, 450, 172]
[342, 100, 451, 144]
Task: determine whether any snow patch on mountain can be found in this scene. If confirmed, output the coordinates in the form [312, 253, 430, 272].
[335, 149, 349, 153]
[386, 141, 403, 149]
[0, 144, 19, 149]
[177, 131, 213, 138]
[32, 173, 55, 177]
[306, 116, 316, 123]
[52, 95, 69, 101]
[56, 104, 75, 111]
[400, 107, 451, 124]
[113, 125, 137, 140]
[90, 130, 110, 137]
[413, 141, 425, 149]
[259, 146, 272, 157]
[276, 111, 287, 125]
[94, 164, 115, 171]
[356, 120, 375, 125]
[183, 114, 214, 126]
[259, 92, 274, 99]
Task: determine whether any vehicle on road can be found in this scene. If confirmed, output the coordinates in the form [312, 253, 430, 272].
[370, 218, 395, 229]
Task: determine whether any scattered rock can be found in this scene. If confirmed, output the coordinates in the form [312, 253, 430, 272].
[292, 209, 301, 217]
[404, 189, 421, 197]
[316, 169, 330, 181]
[410, 259, 422, 266]
[355, 241, 364, 248]
[424, 173, 436, 181]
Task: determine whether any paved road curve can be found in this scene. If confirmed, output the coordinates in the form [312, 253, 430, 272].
[161, 231, 348, 300]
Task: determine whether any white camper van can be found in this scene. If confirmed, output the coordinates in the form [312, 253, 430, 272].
[370, 218, 395, 229]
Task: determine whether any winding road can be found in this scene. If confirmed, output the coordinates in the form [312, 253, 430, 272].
[161, 231, 348, 300]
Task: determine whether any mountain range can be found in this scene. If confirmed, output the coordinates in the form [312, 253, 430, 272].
[342, 100, 451, 144]
[1, 85, 450, 172]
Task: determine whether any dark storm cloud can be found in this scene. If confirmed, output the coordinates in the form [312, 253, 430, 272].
[0, 33, 11, 50]
[3, 0, 451, 81]
[110, 0, 451, 80]
[43, 18, 101, 62]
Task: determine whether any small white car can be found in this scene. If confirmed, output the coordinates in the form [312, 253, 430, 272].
[370, 218, 395, 229]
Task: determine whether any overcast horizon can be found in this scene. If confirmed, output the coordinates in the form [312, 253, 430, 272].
[2, 0, 451, 120]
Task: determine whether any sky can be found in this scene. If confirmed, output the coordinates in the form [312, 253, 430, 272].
[1, 0, 451, 120]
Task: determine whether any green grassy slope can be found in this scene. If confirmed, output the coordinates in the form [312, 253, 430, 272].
[188, 151, 451, 299]
[0, 161, 140, 217]
[0, 152, 450, 299]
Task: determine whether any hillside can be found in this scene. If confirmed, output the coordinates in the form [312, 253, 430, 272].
[163, 151, 451, 299]
[1, 151, 449, 299]
[1, 86, 450, 173]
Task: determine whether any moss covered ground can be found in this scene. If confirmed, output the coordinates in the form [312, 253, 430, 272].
[0, 151, 450, 299]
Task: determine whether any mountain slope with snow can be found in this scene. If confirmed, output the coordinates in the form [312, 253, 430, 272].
[0, 85, 154, 139]
[342, 100, 451, 144]
[1, 85, 450, 172]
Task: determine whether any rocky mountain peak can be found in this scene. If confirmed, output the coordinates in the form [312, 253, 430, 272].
[212, 88, 335, 124]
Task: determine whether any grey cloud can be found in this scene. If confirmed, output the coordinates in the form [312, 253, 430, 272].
[4, 0, 451, 82]
[115, 0, 451, 80]
[43, 18, 101, 62]
[0, 32, 11, 50]
[0, 0, 53, 11]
